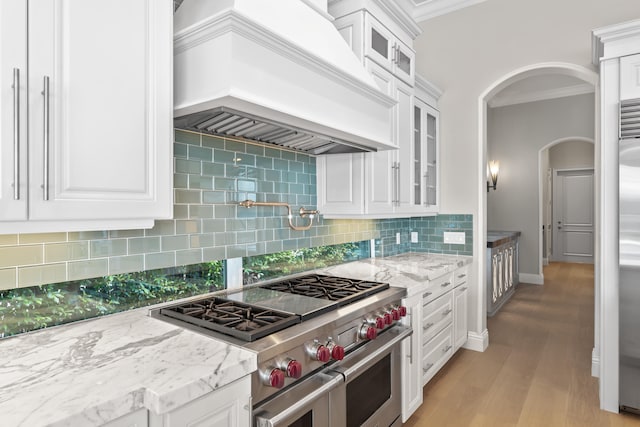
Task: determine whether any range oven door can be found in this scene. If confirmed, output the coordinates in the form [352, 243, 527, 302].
[253, 325, 411, 427]
[329, 325, 411, 427]
[253, 371, 342, 427]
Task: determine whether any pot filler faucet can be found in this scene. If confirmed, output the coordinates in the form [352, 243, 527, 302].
[238, 199, 319, 231]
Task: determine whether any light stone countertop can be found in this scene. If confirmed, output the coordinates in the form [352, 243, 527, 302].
[317, 252, 473, 290]
[0, 252, 471, 427]
[0, 307, 257, 427]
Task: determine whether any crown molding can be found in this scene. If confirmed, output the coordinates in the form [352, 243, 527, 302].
[407, 0, 487, 22]
[374, 0, 422, 39]
[592, 18, 640, 66]
[416, 74, 443, 103]
[488, 83, 595, 108]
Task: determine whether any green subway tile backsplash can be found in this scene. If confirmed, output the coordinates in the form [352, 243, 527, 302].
[0, 129, 472, 289]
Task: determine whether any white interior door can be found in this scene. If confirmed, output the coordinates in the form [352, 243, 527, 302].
[552, 169, 594, 263]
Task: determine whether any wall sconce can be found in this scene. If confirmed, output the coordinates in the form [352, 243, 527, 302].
[487, 160, 499, 192]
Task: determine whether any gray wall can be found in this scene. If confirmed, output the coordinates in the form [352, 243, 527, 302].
[413, 0, 638, 336]
[486, 94, 594, 278]
[550, 139, 595, 170]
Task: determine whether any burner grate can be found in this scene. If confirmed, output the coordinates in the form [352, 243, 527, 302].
[261, 274, 389, 306]
[159, 297, 300, 341]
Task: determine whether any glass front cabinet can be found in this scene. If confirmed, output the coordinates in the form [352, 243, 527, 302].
[413, 90, 440, 213]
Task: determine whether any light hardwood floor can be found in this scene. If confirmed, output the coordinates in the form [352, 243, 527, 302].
[404, 262, 640, 427]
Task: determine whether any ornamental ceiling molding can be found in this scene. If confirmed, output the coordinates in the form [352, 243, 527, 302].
[404, 0, 487, 22]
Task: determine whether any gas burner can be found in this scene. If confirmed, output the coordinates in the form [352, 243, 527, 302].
[159, 297, 299, 341]
[260, 274, 389, 306]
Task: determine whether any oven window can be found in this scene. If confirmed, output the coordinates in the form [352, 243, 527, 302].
[289, 410, 312, 427]
[346, 354, 391, 426]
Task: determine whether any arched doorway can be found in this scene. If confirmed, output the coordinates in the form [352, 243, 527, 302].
[539, 137, 595, 266]
[477, 62, 602, 402]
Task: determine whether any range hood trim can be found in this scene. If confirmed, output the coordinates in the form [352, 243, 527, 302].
[174, 9, 395, 108]
[174, 1, 397, 154]
[175, 106, 383, 155]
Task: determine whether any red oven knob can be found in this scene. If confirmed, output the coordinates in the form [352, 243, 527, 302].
[398, 306, 407, 317]
[326, 340, 345, 361]
[307, 342, 331, 362]
[391, 308, 400, 321]
[383, 312, 392, 325]
[265, 368, 285, 388]
[374, 316, 385, 329]
[285, 360, 303, 379]
[316, 346, 331, 362]
[359, 324, 378, 340]
[331, 345, 345, 361]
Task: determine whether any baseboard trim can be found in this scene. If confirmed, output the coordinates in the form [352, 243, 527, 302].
[519, 273, 544, 285]
[543, 257, 549, 266]
[463, 329, 489, 352]
[592, 347, 600, 378]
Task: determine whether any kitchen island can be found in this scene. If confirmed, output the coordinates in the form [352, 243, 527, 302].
[0, 252, 471, 427]
[487, 230, 520, 316]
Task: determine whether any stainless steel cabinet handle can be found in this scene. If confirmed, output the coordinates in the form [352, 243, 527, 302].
[423, 291, 432, 298]
[442, 345, 452, 353]
[423, 363, 434, 373]
[12, 68, 20, 200]
[459, 287, 467, 292]
[391, 162, 396, 204]
[441, 281, 451, 288]
[423, 322, 434, 331]
[442, 308, 452, 316]
[42, 76, 50, 201]
[458, 274, 466, 279]
[395, 162, 401, 206]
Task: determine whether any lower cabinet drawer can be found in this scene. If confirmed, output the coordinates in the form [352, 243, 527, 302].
[422, 324, 453, 386]
[454, 266, 469, 287]
[421, 292, 453, 345]
[421, 273, 454, 304]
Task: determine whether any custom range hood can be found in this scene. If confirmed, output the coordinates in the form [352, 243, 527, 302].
[173, 0, 396, 154]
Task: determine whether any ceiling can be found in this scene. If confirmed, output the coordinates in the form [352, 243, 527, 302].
[488, 74, 595, 108]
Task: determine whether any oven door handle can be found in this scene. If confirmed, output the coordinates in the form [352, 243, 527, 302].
[254, 371, 343, 427]
[329, 325, 412, 381]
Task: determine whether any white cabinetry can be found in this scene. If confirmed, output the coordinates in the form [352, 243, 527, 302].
[621, 53, 640, 100]
[400, 292, 422, 422]
[400, 265, 469, 422]
[318, 0, 437, 219]
[362, 13, 415, 85]
[363, 59, 414, 216]
[453, 266, 469, 350]
[103, 409, 148, 427]
[149, 376, 251, 427]
[0, 0, 172, 233]
[414, 83, 440, 212]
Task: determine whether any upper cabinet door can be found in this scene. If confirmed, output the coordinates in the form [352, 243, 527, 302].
[413, 98, 439, 212]
[363, 14, 415, 86]
[365, 59, 396, 215]
[364, 14, 395, 73]
[0, 0, 28, 221]
[27, 0, 172, 221]
[621, 53, 640, 100]
[394, 40, 415, 86]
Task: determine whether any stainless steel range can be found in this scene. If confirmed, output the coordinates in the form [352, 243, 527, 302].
[151, 274, 410, 427]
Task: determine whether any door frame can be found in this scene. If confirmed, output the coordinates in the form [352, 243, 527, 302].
[537, 138, 595, 277]
[551, 167, 595, 263]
